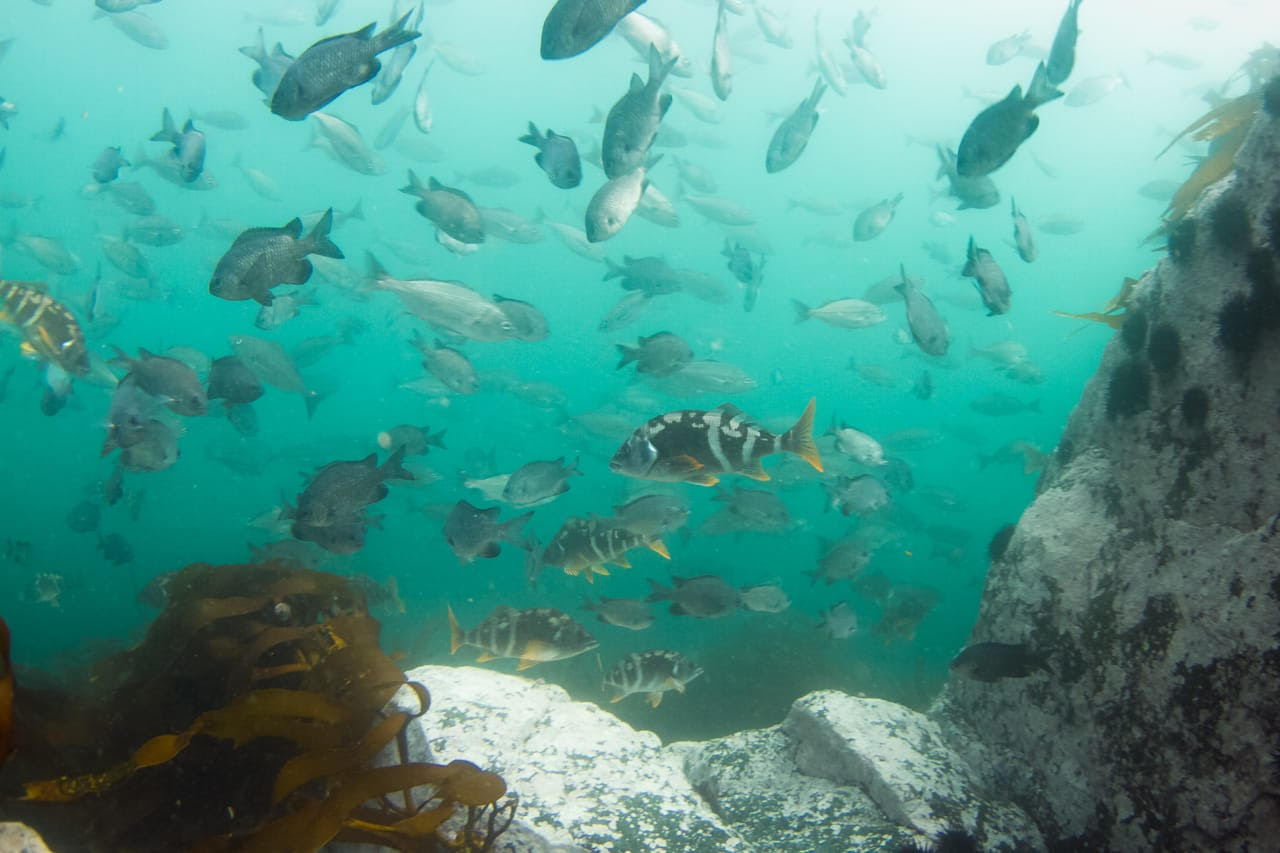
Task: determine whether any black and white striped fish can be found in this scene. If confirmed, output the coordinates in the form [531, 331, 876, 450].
[539, 516, 670, 583]
[447, 604, 597, 671]
[610, 398, 822, 487]
[0, 280, 90, 376]
[603, 649, 703, 707]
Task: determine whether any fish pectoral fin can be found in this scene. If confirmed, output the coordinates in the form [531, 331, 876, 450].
[610, 555, 632, 569]
[668, 677, 685, 694]
[739, 461, 771, 482]
[474, 652, 497, 663]
[646, 539, 670, 559]
[517, 641, 550, 671]
[647, 692, 664, 708]
[685, 472, 720, 487]
[18, 341, 36, 358]
[609, 694, 625, 704]
[670, 454, 704, 472]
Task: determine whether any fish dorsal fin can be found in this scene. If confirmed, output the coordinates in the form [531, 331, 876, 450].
[353, 22, 377, 40]
[283, 217, 302, 238]
[428, 176, 444, 191]
[714, 402, 744, 418]
[629, 73, 645, 94]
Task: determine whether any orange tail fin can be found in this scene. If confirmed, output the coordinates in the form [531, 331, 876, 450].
[781, 397, 823, 472]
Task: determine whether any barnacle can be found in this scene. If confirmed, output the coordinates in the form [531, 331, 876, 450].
[0, 561, 511, 851]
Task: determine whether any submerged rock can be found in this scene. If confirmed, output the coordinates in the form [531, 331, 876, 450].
[935, 101, 1280, 849]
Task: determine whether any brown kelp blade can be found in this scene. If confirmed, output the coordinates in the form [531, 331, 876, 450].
[1155, 89, 1262, 160]
[1052, 310, 1126, 330]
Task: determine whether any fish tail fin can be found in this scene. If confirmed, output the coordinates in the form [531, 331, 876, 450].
[447, 604, 463, 654]
[365, 251, 390, 284]
[399, 169, 427, 198]
[149, 107, 176, 143]
[427, 427, 447, 449]
[345, 198, 365, 222]
[518, 121, 541, 147]
[790, 299, 811, 323]
[381, 445, 414, 481]
[644, 577, 671, 602]
[1026, 62, 1064, 108]
[303, 388, 327, 420]
[304, 208, 344, 259]
[501, 511, 535, 545]
[781, 397, 823, 472]
[646, 538, 670, 559]
[807, 76, 828, 109]
[615, 343, 639, 369]
[374, 11, 420, 54]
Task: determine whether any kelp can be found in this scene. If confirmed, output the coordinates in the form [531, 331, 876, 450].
[1, 616, 12, 768]
[1053, 276, 1140, 332]
[0, 561, 511, 852]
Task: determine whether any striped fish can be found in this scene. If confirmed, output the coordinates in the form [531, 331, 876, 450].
[0, 280, 90, 376]
[609, 398, 822, 487]
[540, 516, 670, 583]
[603, 649, 703, 707]
[447, 604, 597, 671]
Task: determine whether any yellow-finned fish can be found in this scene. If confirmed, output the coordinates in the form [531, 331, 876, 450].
[0, 280, 90, 376]
[447, 604, 597, 671]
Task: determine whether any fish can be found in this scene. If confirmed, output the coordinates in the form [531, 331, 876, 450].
[896, 265, 950, 357]
[682, 192, 756, 225]
[612, 493, 690, 538]
[603, 45, 676, 179]
[822, 474, 889, 516]
[369, 258, 516, 342]
[519, 122, 581, 189]
[370, 7, 419, 105]
[646, 574, 739, 618]
[722, 241, 765, 312]
[582, 595, 654, 630]
[66, 500, 101, 534]
[290, 448, 413, 530]
[540, 0, 644, 60]
[271, 14, 420, 120]
[610, 399, 821, 486]
[206, 356, 263, 408]
[540, 516, 669, 582]
[586, 162, 652, 243]
[310, 112, 385, 175]
[843, 12, 887, 89]
[412, 335, 478, 395]
[1037, 213, 1085, 236]
[615, 12, 693, 78]
[110, 347, 206, 416]
[401, 171, 486, 244]
[934, 145, 999, 210]
[1011, 198, 1037, 263]
[91, 146, 130, 183]
[107, 182, 156, 216]
[9, 232, 80, 274]
[969, 394, 1040, 416]
[105, 11, 168, 49]
[986, 30, 1032, 65]
[962, 237, 1012, 315]
[754, 4, 792, 49]
[765, 78, 826, 173]
[603, 649, 702, 706]
[807, 536, 872, 586]
[792, 298, 885, 329]
[642, 360, 756, 398]
[956, 62, 1063, 176]
[448, 605, 598, 670]
[950, 642, 1049, 682]
[852, 193, 903, 241]
[1064, 73, 1126, 107]
[826, 421, 886, 467]
[711, 0, 733, 101]
[376, 424, 446, 456]
[98, 235, 152, 282]
[239, 28, 296, 98]
[98, 532, 135, 565]
[480, 208, 542, 244]
[977, 440, 1049, 474]
[738, 583, 790, 613]
[1045, 0, 1083, 85]
[819, 601, 858, 639]
[412, 61, 434, 134]
[228, 334, 324, 418]
[616, 332, 693, 376]
[442, 500, 532, 563]
[502, 457, 581, 507]
[149, 108, 205, 183]
[209, 210, 343, 306]
[493, 295, 549, 342]
[0, 281, 91, 376]
[707, 485, 791, 534]
[1146, 50, 1201, 71]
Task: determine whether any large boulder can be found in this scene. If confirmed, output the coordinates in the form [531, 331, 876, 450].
[386, 665, 751, 852]
[0, 823, 55, 853]
[676, 692, 1041, 852]
[935, 95, 1280, 849]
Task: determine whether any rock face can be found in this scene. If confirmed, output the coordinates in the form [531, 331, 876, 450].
[677, 692, 1041, 852]
[389, 665, 749, 852]
[0, 823, 55, 853]
[935, 99, 1280, 849]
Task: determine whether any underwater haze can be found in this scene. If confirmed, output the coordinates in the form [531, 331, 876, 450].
[0, 0, 1273, 745]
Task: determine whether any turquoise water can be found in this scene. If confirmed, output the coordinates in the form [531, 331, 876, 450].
[0, 0, 1264, 740]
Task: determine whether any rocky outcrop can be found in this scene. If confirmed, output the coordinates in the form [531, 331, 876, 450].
[677, 692, 1041, 852]
[935, 98, 1280, 849]
[0, 823, 55, 853]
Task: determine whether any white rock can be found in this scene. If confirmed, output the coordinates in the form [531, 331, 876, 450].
[0, 823, 55, 852]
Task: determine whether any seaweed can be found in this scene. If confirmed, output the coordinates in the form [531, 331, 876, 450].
[1147, 324, 1182, 374]
[0, 561, 511, 852]
[1106, 359, 1152, 419]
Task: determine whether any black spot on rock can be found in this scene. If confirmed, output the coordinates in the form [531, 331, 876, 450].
[1107, 359, 1151, 419]
[1147, 323, 1181, 373]
[1168, 218, 1196, 265]
[1246, 249, 1280, 331]
[1229, 575, 1244, 597]
[988, 524, 1016, 562]
[1217, 294, 1261, 371]
[1181, 387, 1209, 429]
[1264, 74, 1280, 117]
[1121, 308, 1148, 353]
[1209, 192, 1252, 254]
